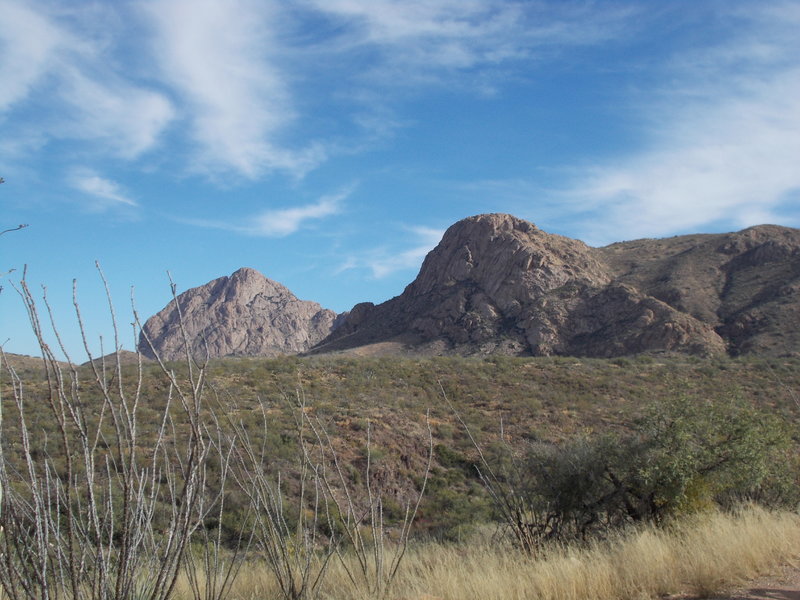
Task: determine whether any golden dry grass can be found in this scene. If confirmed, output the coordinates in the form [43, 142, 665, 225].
[173, 505, 800, 600]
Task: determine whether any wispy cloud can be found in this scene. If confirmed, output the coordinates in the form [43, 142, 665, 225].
[182, 189, 349, 237]
[0, 1, 62, 112]
[295, 0, 639, 151]
[1, 0, 639, 182]
[248, 194, 342, 236]
[59, 68, 175, 159]
[0, 1, 173, 160]
[338, 225, 444, 278]
[304, 0, 636, 84]
[559, 3, 800, 245]
[143, 0, 322, 178]
[69, 169, 137, 211]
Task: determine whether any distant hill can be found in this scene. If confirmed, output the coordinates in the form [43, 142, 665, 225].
[139, 215, 800, 359]
[81, 350, 152, 368]
[2, 350, 149, 371]
[1, 352, 67, 372]
[139, 267, 339, 361]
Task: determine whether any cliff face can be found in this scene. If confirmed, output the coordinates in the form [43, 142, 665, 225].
[317, 214, 800, 357]
[138, 267, 338, 361]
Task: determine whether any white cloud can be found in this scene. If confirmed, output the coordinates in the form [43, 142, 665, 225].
[0, 1, 62, 112]
[180, 188, 349, 237]
[304, 0, 635, 81]
[561, 4, 800, 245]
[309, 0, 518, 47]
[59, 67, 175, 159]
[69, 169, 137, 210]
[338, 225, 444, 278]
[144, 0, 322, 178]
[0, 0, 173, 160]
[295, 0, 638, 149]
[1, 0, 638, 182]
[249, 193, 342, 237]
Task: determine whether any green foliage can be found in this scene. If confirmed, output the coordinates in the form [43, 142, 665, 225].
[635, 395, 796, 513]
[507, 394, 798, 549]
[421, 469, 491, 541]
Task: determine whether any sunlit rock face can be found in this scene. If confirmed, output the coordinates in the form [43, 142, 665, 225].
[317, 214, 800, 358]
[139, 267, 338, 360]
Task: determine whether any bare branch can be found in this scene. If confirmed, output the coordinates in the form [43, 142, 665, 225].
[0, 224, 28, 236]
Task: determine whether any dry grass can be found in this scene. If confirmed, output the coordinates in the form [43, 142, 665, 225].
[172, 505, 800, 600]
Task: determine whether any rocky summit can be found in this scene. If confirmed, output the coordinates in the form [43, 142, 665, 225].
[139, 267, 338, 360]
[139, 215, 800, 360]
[315, 214, 800, 358]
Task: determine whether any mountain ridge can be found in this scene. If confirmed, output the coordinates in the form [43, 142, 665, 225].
[138, 215, 800, 359]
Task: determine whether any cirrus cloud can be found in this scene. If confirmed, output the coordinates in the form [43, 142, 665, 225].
[178, 188, 350, 237]
[0, 0, 173, 160]
[337, 225, 445, 278]
[143, 0, 324, 178]
[69, 169, 137, 211]
[559, 3, 800, 244]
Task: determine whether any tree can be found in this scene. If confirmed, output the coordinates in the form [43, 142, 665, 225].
[463, 393, 796, 554]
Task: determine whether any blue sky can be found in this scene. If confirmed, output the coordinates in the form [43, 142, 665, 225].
[2, 0, 799, 359]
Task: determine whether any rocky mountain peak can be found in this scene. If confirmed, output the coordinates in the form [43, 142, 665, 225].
[409, 213, 610, 299]
[138, 268, 337, 361]
[316, 214, 735, 357]
[138, 216, 800, 361]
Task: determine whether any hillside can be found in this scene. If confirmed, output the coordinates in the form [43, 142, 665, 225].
[4, 352, 797, 539]
[598, 224, 800, 356]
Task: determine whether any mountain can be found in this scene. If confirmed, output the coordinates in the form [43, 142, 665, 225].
[598, 224, 800, 356]
[138, 215, 800, 360]
[314, 214, 800, 357]
[138, 267, 338, 361]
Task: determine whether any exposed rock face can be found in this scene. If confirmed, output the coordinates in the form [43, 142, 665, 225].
[317, 214, 800, 357]
[139, 268, 338, 360]
[138, 215, 800, 360]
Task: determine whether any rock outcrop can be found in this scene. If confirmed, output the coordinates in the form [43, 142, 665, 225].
[139, 267, 338, 360]
[316, 214, 800, 357]
[138, 215, 800, 360]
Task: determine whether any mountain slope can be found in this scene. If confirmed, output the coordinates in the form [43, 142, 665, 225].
[598, 224, 800, 356]
[139, 267, 338, 360]
[315, 214, 730, 357]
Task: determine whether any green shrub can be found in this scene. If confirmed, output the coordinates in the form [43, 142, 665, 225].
[476, 394, 798, 552]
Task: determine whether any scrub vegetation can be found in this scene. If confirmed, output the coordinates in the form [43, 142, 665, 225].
[1, 276, 799, 600]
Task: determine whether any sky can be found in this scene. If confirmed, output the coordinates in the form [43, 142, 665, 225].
[1, 0, 799, 359]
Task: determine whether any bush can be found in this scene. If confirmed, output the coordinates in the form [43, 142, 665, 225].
[624, 395, 796, 519]
[470, 394, 797, 553]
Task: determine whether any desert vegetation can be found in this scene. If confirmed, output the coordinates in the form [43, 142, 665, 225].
[172, 506, 800, 600]
[1, 274, 799, 600]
